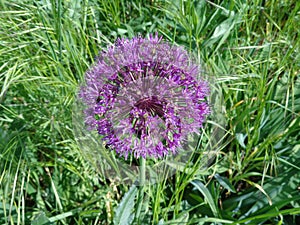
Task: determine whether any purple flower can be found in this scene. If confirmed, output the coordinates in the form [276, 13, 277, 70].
[79, 34, 210, 159]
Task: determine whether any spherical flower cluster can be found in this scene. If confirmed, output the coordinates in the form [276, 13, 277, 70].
[79, 34, 210, 159]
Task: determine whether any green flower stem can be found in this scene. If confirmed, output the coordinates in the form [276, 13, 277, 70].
[134, 157, 146, 223]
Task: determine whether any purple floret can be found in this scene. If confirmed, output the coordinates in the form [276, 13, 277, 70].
[79, 34, 210, 159]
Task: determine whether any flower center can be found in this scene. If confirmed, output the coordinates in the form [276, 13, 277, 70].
[134, 96, 164, 118]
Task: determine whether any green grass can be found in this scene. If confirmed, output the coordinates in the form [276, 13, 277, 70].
[0, 0, 299, 224]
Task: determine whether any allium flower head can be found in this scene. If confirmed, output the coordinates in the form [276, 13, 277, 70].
[79, 34, 210, 159]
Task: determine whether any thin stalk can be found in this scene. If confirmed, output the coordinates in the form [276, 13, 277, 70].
[134, 157, 146, 223]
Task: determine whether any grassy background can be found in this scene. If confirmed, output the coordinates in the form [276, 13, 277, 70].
[0, 0, 299, 224]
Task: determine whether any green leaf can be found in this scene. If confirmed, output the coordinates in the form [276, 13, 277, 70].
[158, 219, 165, 225]
[191, 217, 234, 224]
[191, 180, 219, 217]
[159, 212, 189, 225]
[232, 207, 300, 225]
[214, 174, 236, 193]
[235, 133, 246, 149]
[202, 12, 237, 49]
[31, 212, 51, 225]
[48, 210, 78, 223]
[113, 185, 138, 225]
